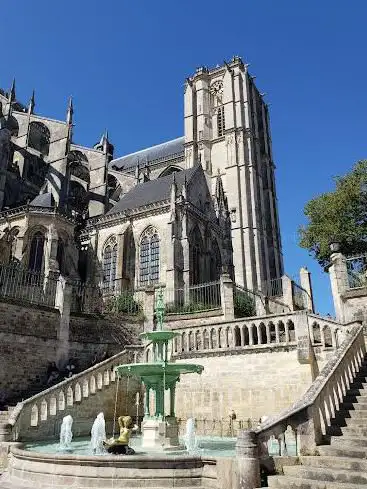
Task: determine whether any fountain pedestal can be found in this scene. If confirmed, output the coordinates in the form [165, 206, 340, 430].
[141, 416, 179, 449]
[115, 289, 203, 451]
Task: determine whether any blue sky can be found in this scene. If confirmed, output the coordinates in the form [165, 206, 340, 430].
[2, 1, 366, 315]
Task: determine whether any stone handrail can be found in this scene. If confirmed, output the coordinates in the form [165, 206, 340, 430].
[254, 320, 365, 455]
[7, 345, 144, 440]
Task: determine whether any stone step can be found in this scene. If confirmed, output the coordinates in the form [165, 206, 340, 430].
[283, 465, 367, 485]
[340, 426, 367, 437]
[267, 474, 367, 489]
[348, 381, 367, 389]
[318, 444, 367, 459]
[345, 417, 367, 428]
[340, 401, 367, 410]
[346, 410, 367, 419]
[331, 435, 367, 448]
[346, 388, 367, 397]
[343, 395, 367, 404]
[301, 455, 367, 472]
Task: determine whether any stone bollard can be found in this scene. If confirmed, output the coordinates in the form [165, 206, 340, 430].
[0, 422, 11, 442]
[236, 430, 260, 489]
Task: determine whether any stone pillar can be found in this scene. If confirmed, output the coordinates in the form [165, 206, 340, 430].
[55, 276, 72, 367]
[44, 223, 59, 276]
[255, 293, 267, 316]
[143, 286, 155, 331]
[329, 250, 349, 323]
[299, 267, 315, 312]
[115, 231, 125, 291]
[282, 274, 294, 311]
[235, 430, 261, 489]
[220, 274, 234, 319]
[294, 311, 312, 365]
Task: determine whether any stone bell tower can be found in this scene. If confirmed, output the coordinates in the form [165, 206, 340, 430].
[184, 56, 283, 291]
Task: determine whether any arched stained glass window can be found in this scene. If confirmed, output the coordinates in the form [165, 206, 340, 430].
[102, 237, 117, 290]
[28, 231, 45, 272]
[139, 228, 159, 286]
[28, 122, 50, 156]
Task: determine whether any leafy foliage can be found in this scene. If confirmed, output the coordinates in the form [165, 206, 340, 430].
[299, 160, 367, 268]
[165, 301, 219, 315]
[105, 293, 142, 315]
[234, 290, 256, 318]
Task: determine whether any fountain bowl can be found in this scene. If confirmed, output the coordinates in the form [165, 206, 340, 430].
[3, 444, 235, 489]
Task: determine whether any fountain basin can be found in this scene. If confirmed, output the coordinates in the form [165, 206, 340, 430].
[115, 362, 204, 378]
[3, 445, 235, 489]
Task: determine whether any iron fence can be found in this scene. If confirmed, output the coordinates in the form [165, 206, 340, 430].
[346, 254, 367, 289]
[263, 277, 283, 297]
[233, 284, 257, 318]
[0, 263, 57, 307]
[177, 417, 258, 437]
[162, 281, 221, 315]
[70, 279, 144, 316]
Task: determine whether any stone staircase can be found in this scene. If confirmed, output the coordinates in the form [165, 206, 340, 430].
[0, 346, 143, 445]
[266, 355, 367, 489]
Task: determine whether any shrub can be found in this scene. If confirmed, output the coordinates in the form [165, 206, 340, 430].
[234, 292, 256, 318]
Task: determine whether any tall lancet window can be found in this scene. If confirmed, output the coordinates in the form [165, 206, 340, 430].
[139, 227, 160, 286]
[102, 236, 117, 290]
[28, 231, 45, 272]
[217, 106, 225, 137]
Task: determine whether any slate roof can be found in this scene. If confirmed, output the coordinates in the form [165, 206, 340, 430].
[30, 192, 54, 207]
[110, 136, 184, 171]
[106, 165, 199, 216]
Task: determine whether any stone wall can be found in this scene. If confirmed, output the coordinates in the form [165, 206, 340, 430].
[0, 299, 143, 405]
[174, 346, 313, 430]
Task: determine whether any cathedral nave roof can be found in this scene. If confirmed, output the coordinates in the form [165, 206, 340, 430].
[110, 136, 184, 170]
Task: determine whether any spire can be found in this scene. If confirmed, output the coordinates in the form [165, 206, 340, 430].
[135, 161, 140, 182]
[215, 169, 225, 202]
[102, 129, 109, 153]
[181, 173, 187, 200]
[66, 96, 73, 125]
[9, 78, 16, 102]
[214, 169, 226, 218]
[170, 173, 177, 223]
[28, 90, 35, 115]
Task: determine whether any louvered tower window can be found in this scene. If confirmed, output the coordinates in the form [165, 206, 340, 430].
[217, 106, 225, 137]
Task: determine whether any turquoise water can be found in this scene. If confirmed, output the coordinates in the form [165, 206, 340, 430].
[25, 435, 236, 458]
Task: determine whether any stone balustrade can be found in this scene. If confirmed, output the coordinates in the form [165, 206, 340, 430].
[307, 313, 343, 348]
[235, 320, 365, 489]
[170, 313, 297, 357]
[169, 311, 344, 358]
[6, 346, 143, 442]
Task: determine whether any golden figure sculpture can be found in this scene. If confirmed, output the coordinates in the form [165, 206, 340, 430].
[103, 415, 138, 455]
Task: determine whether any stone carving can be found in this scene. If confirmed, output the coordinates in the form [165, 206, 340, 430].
[226, 134, 235, 165]
[209, 80, 223, 98]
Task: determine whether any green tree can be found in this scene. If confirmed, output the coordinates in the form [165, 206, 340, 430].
[299, 160, 367, 269]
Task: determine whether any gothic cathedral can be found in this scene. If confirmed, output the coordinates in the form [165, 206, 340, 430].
[0, 56, 283, 294]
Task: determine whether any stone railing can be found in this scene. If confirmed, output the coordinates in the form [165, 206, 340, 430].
[307, 313, 343, 348]
[235, 320, 365, 489]
[170, 312, 297, 357]
[5, 346, 143, 442]
[169, 311, 346, 359]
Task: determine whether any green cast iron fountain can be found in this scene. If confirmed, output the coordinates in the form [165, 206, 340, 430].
[115, 288, 204, 449]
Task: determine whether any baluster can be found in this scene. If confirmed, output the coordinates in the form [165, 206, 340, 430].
[249, 325, 254, 346]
